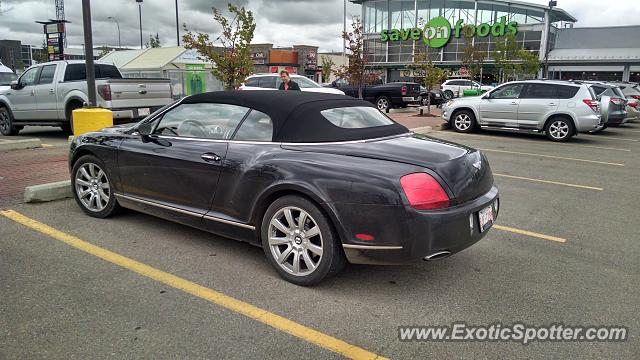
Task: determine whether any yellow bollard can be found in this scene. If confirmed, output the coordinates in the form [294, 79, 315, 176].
[71, 108, 113, 136]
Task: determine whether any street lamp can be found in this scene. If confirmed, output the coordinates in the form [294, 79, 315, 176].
[107, 16, 121, 49]
[136, 0, 143, 49]
[175, 0, 180, 46]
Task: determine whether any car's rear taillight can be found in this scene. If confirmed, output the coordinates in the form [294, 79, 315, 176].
[631, 95, 640, 100]
[628, 102, 638, 108]
[400, 173, 450, 210]
[611, 97, 626, 106]
[97, 84, 112, 101]
[401, 85, 407, 96]
[583, 99, 599, 112]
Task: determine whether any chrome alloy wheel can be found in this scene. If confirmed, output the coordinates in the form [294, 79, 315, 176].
[75, 163, 111, 212]
[548, 120, 570, 140]
[377, 98, 389, 111]
[454, 113, 472, 131]
[0, 109, 10, 134]
[268, 206, 323, 277]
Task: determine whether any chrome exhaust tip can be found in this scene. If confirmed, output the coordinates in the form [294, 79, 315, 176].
[424, 251, 452, 261]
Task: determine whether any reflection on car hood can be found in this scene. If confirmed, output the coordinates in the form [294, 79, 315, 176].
[99, 124, 135, 133]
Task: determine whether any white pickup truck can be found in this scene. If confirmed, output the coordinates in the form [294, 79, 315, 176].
[0, 60, 172, 135]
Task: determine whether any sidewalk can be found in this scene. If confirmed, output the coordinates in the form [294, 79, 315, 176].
[388, 107, 447, 130]
[0, 146, 69, 206]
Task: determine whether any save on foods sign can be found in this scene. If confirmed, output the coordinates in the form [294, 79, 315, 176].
[380, 16, 518, 48]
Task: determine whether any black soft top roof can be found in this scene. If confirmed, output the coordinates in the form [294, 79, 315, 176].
[182, 91, 409, 142]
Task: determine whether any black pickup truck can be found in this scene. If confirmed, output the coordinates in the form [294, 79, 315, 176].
[329, 80, 422, 112]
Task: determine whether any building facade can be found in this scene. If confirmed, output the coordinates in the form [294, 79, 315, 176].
[352, 0, 640, 84]
[249, 44, 321, 82]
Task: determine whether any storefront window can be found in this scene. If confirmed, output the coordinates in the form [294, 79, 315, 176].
[364, 0, 389, 33]
[390, 0, 415, 29]
[560, 72, 623, 82]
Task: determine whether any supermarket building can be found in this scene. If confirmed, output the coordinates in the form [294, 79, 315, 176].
[351, 0, 640, 83]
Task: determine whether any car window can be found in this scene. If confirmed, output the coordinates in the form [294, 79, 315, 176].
[556, 85, 580, 99]
[321, 106, 395, 129]
[19, 67, 40, 87]
[64, 64, 122, 82]
[97, 64, 122, 79]
[621, 86, 640, 96]
[294, 77, 321, 89]
[490, 83, 524, 99]
[463, 80, 474, 86]
[38, 65, 57, 84]
[0, 72, 16, 85]
[590, 85, 607, 96]
[244, 77, 260, 87]
[521, 84, 557, 99]
[154, 103, 250, 139]
[233, 110, 273, 141]
[258, 76, 277, 89]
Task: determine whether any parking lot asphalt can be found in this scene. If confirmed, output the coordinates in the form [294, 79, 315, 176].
[1, 124, 639, 359]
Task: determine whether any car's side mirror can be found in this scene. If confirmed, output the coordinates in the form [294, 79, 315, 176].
[138, 121, 154, 143]
[10, 80, 20, 90]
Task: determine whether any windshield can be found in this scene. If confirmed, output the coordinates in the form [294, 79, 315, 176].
[0, 72, 17, 86]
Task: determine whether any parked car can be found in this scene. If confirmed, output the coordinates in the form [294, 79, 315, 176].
[240, 74, 345, 95]
[69, 91, 499, 285]
[609, 81, 640, 122]
[441, 79, 494, 99]
[582, 81, 628, 129]
[0, 60, 173, 136]
[442, 80, 605, 142]
[0, 62, 17, 93]
[420, 86, 445, 107]
[330, 79, 422, 112]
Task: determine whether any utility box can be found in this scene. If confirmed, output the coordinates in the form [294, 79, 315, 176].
[72, 108, 113, 135]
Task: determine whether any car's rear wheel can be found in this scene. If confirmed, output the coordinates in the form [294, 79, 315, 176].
[72, 155, 121, 218]
[444, 90, 454, 99]
[0, 107, 20, 136]
[452, 110, 476, 133]
[261, 195, 345, 286]
[376, 96, 391, 113]
[545, 117, 574, 142]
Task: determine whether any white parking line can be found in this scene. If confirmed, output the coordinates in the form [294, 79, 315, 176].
[493, 173, 604, 191]
[590, 136, 638, 142]
[480, 148, 625, 167]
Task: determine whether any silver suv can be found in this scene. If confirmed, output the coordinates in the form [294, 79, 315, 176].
[442, 80, 604, 142]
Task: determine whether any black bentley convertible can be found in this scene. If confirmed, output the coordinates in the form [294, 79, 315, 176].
[69, 91, 499, 285]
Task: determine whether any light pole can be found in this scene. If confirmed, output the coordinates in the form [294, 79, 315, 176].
[81, 0, 96, 106]
[545, 0, 557, 79]
[342, 0, 346, 66]
[136, 0, 143, 49]
[107, 16, 121, 49]
[175, 0, 180, 46]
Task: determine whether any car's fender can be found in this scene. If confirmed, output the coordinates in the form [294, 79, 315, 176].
[0, 96, 13, 112]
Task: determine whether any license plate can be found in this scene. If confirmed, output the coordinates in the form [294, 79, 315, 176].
[138, 108, 150, 116]
[478, 205, 495, 232]
[402, 97, 417, 102]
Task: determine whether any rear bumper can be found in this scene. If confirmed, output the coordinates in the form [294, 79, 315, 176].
[391, 96, 422, 106]
[339, 186, 499, 265]
[111, 106, 165, 121]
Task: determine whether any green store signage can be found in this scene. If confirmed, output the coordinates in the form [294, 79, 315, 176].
[380, 16, 518, 48]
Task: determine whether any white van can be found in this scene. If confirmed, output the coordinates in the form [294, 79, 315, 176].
[0, 62, 17, 93]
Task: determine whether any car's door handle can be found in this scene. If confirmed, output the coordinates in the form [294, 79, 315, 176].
[548, 103, 557, 106]
[49, 89, 55, 94]
[30, 90, 35, 96]
[201, 153, 222, 162]
[511, 101, 518, 105]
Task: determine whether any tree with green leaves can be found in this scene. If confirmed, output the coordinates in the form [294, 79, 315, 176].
[409, 47, 448, 115]
[182, 4, 256, 90]
[493, 33, 520, 83]
[146, 33, 161, 48]
[460, 25, 486, 87]
[320, 55, 335, 84]
[517, 49, 540, 79]
[335, 17, 369, 99]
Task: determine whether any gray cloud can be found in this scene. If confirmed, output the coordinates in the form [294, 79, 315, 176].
[1, 0, 638, 53]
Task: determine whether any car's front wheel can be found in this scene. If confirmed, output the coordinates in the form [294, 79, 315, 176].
[0, 107, 20, 136]
[71, 155, 121, 218]
[452, 110, 476, 133]
[545, 117, 574, 142]
[261, 195, 345, 286]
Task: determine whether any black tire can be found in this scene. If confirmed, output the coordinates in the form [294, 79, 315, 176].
[63, 102, 82, 135]
[261, 195, 346, 286]
[375, 96, 391, 113]
[545, 117, 575, 142]
[451, 109, 476, 133]
[444, 90, 454, 99]
[71, 155, 121, 218]
[0, 107, 20, 136]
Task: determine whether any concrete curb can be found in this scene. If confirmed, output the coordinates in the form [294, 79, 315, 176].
[410, 126, 433, 134]
[0, 138, 42, 152]
[24, 180, 72, 203]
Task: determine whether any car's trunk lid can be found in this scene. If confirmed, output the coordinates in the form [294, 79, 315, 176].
[282, 133, 494, 205]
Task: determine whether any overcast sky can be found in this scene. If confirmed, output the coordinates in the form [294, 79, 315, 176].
[1, 0, 639, 52]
